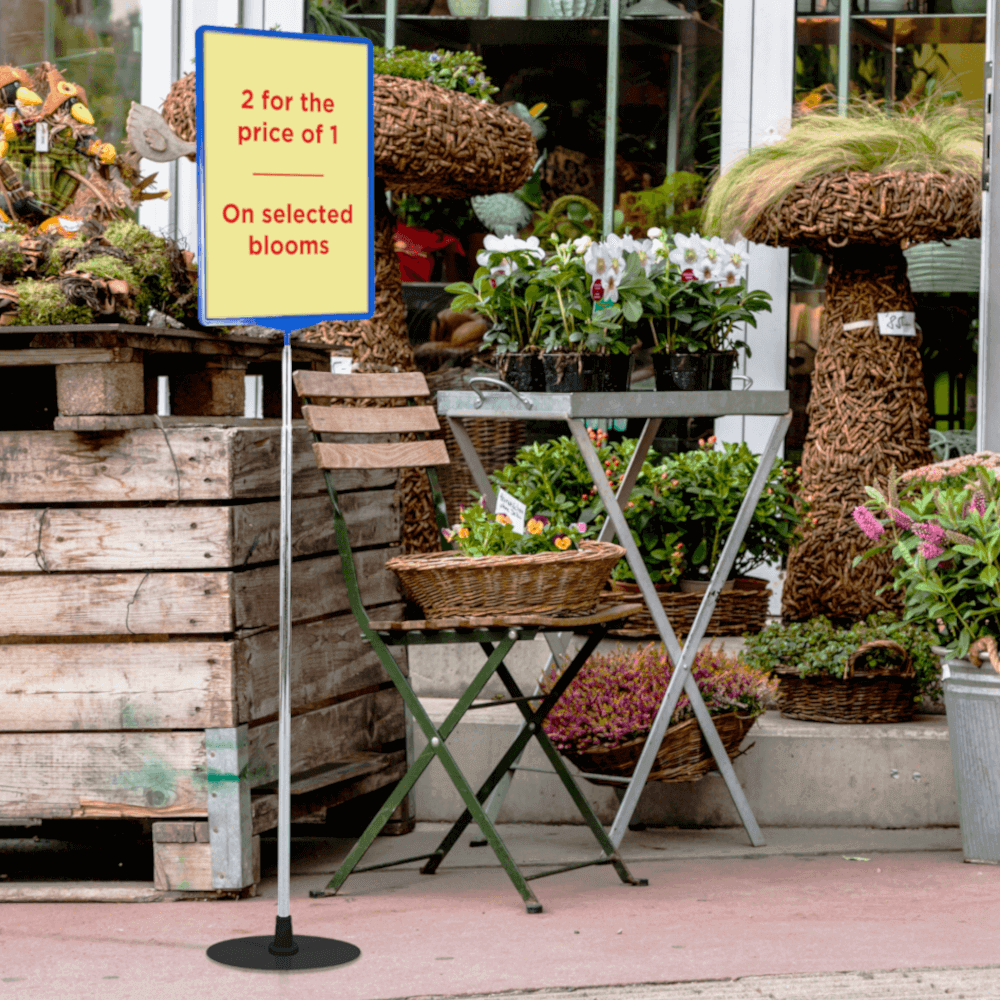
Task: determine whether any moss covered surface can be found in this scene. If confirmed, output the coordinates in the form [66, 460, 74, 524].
[17, 279, 94, 326]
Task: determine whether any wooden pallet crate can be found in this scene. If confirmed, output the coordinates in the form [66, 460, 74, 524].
[0, 424, 411, 896]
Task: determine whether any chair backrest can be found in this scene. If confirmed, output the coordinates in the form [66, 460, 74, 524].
[293, 370, 451, 471]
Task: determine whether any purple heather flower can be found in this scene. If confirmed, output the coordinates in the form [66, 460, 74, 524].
[964, 490, 987, 518]
[887, 507, 912, 530]
[852, 505, 885, 541]
[919, 541, 945, 559]
[913, 520, 948, 547]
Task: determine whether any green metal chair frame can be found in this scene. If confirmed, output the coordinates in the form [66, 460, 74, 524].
[293, 369, 646, 913]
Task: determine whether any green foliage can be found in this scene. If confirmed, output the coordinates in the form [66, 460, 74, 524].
[443, 499, 586, 557]
[853, 468, 1000, 659]
[740, 613, 942, 705]
[531, 196, 623, 241]
[394, 193, 475, 235]
[16, 279, 93, 326]
[102, 220, 182, 321]
[541, 644, 776, 752]
[702, 100, 982, 240]
[488, 431, 805, 584]
[374, 47, 498, 102]
[76, 255, 138, 285]
[0, 233, 26, 279]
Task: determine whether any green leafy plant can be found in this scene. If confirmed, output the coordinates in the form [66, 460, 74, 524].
[394, 193, 475, 235]
[374, 47, 498, 102]
[852, 467, 1000, 659]
[740, 613, 942, 705]
[442, 498, 587, 557]
[702, 100, 982, 241]
[541, 643, 776, 752]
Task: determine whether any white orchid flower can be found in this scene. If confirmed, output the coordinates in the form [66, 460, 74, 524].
[726, 238, 749, 281]
[573, 234, 594, 255]
[646, 227, 662, 238]
[668, 232, 704, 270]
[719, 262, 743, 288]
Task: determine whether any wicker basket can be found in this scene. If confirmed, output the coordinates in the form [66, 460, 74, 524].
[562, 712, 757, 787]
[386, 540, 626, 618]
[774, 639, 917, 724]
[606, 577, 771, 638]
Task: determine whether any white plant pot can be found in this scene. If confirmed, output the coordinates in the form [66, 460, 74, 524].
[447, 0, 488, 14]
[545, 0, 606, 15]
[902, 238, 981, 294]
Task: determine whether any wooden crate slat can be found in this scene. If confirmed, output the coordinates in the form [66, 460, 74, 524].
[0, 641, 240, 731]
[0, 347, 136, 366]
[0, 428, 393, 503]
[0, 730, 206, 819]
[312, 439, 449, 470]
[293, 370, 429, 399]
[0, 489, 398, 572]
[246, 689, 405, 788]
[153, 834, 260, 892]
[0, 548, 400, 635]
[302, 404, 440, 434]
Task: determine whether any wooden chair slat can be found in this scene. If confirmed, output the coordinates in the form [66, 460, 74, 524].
[313, 439, 450, 470]
[294, 370, 430, 399]
[303, 404, 440, 434]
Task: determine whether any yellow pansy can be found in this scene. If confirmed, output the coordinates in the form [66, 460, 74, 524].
[526, 518, 543, 535]
[554, 535, 571, 551]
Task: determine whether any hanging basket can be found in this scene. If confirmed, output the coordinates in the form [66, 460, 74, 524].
[773, 639, 917, 724]
[561, 712, 757, 787]
[386, 540, 625, 618]
[606, 577, 771, 638]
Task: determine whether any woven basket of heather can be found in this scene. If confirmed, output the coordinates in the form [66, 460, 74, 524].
[540, 644, 775, 785]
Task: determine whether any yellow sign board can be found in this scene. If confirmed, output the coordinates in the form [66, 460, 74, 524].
[196, 26, 374, 330]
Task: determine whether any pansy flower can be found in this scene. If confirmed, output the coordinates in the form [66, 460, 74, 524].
[552, 533, 572, 551]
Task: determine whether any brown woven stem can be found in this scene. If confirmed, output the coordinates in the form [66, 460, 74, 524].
[782, 245, 933, 623]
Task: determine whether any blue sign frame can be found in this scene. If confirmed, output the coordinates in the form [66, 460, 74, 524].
[195, 25, 375, 339]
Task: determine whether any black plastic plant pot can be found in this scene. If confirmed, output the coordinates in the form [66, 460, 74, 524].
[497, 351, 545, 392]
[653, 352, 713, 391]
[541, 352, 633, 393]
[710, 351, 738, 391]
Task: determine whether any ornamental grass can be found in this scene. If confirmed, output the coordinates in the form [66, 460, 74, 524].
[540, 644, 775, 753]
[701, 100, 982, 240]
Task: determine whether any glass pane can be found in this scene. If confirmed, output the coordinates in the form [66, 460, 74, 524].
[0, 0, 142, 146]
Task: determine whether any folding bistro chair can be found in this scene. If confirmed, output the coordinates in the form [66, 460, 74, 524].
[293, 369, 646, 913]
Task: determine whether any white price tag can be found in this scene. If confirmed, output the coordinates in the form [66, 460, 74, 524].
[34, 121, 49, 153]
[495, 488, 526, 536]
[330, 355, 352, 374]
[877, 311, 916, 337]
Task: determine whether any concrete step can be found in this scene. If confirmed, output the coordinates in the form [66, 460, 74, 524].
[411, 704, 957, 829]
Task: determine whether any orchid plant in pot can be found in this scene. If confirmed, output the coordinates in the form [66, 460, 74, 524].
[641, 231, 773, 391]
[445, 232, 656, 392]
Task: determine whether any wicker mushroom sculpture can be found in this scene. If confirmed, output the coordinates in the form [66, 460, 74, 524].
[703, 108, 982, 622]
[136, 71, 537, 552]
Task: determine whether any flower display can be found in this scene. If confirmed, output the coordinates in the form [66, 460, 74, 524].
[540, 644, 775, 752]
[444, 500, 587, 557]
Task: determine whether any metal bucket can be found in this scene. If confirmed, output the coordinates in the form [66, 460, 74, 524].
[939, 649, 1000, 864]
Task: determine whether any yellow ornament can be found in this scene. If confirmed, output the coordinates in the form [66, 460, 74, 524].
[86, 139, 101, 157]
[0, 139, 6, 159]
[15, 86, 41, 106]
[70, 102, 94, 125]
[2, 113, 15, 140]
[98, 142, 116, 165]
[56, 81, 78, 97]
[0, 209, 9, 223]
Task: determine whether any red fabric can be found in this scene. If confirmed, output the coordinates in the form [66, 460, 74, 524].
[394, 223, 464, 282]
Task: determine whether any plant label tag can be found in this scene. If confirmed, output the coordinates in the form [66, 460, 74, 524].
[330, 355, 352, 374]
[495, 488, 526, 535]
[592, 297, 616, 316]
[34, 121, 49, 152]
[877, 311, 915, 337]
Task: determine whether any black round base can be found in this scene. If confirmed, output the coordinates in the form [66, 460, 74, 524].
[206, 935, 360, 972]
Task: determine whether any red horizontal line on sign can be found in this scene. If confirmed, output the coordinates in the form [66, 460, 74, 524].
[253, 172, 325, 177]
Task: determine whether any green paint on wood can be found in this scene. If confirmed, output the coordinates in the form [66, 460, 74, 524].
[119, 702, 160, 729]
[112, 755, 177, 808]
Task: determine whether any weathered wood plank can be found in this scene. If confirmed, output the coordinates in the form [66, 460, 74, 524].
[0, 347, 135, 366]
[53, 415, 292, 430]
[232, 547, 402, 633]
[153, 834, 259, 892]
[239, 604, 407, 723]
[153, 820, 210, 843]
[251, 754, 407, 835]
[0, 730, 207, 819]
[0, 489, 397, 572]
[0, 547, 400, 635]
[302, 404, 439, 434]
[294, 370, 429, 399]
[312, 439, 450, 470]
[0, 641, 241, 731]
[0, 427, 392, 503]
[246, 689, 405, 788]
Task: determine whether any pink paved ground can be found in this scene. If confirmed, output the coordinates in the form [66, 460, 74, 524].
[2, 851, 998, 1000]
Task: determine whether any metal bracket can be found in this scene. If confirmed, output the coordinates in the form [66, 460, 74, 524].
[466, 376, 533, 411]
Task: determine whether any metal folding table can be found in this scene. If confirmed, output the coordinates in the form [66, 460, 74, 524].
[436, 383, 792, 848]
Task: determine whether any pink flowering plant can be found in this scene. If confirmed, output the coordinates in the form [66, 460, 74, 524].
[852, 466, 1000, 657]
[441, 498, 587, 557]
[540, 643, 775, 752]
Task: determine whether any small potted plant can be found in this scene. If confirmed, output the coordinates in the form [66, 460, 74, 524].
[386, 498, 625, 618]
[446, 231, 655, 393]
[741, 613, 941, 724]
[540, 643, 775, 784]
[642, 230, 773, 391]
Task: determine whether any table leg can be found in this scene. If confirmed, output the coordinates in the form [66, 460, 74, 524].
[476, 418, 662, 834]
[446, 416, 497, 510]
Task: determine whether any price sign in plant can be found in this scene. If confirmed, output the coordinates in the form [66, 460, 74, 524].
[877, 311, 916, 337]
[196, 25, 374, 331]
